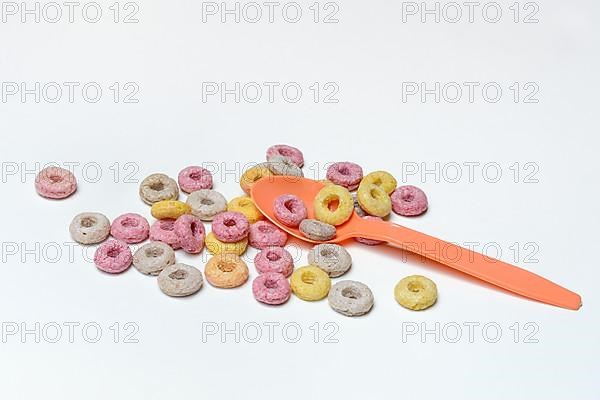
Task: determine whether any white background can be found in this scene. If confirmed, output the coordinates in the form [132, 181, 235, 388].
[1, 0, 599, 399]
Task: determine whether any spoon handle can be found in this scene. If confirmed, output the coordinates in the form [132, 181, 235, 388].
[358, 218, 581, 310]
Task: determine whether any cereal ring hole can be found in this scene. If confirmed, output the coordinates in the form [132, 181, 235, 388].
[408, 281, 423, 293]
[121, 218, 139, 228]
[145, 247, 164, 258]
[320, 248, 336, 258]
[80, 217, 96, 228]
[217, 261, 235, 273]
[403, 193, 415, 202]
[189, 171, 203, 180]
[265, 279, 279, 289]
[49, 175, 63, 183]
[223, 218, 237, 227]
[278, 148, 292, 157]
[238, 199, 251, 207]
[266, 251, 281, 262]
[301, 271, 316, 285]
[370, 188, 382, 199]
[150, 182, 164, 191]
[373, 178, 382, 186]
[169, 270, 188, 280]
[200, 198, 214, 206]
[338, 166, 350, 176]
[258, 224, 275, 234]
[326, 198, 340, 212]
[107, 248, 120, 258]
[341, 287, 361, 299]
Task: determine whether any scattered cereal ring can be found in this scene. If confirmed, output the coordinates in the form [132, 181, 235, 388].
[174, 214, 205, 254]
[151, 200, 191, 220]
[326, 162, 363, 190]
[139, 173, 179, 205]
[178, 166, 213, 193]
[361, 171, 397, 194]
[228, 196, 263, 224]
[240, 163, 273, 194]
[351, 192, 367, 217]
[328, 280, 374, 317]
[290, 266, 331, 301]
[211, 211, 250, 243]
[252, 272, 291, 305]
[391, 185, 428, 216]
[266, 144, 304, 167]
[394, 275, 437, 311]
[94, 240, 132, 274]
[299, 219, 336, 241]
[205, 232, 248, 256]
[273, 194, 307, 227]
[133, 242, 176, 276]
[357, 182, 392, 217]
[355, 216, 385, 245]
[186, 189, 227, 221]
[158, 263, 203, 297]
[69, 212, 110, 245]
[313, 184, 354, 226]
[205, 253, 249, 288]
[149, 219, 180, 249]
[307, 244, 352, 277]
[110, 213, 150, 244]
[267, 155, 304, 177]
[35, 166, 77, 199]
[249, 221, 288, 249]
[254, 246, 294, 277]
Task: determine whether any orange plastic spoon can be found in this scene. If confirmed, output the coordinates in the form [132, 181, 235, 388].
[251, 176, 582, 310]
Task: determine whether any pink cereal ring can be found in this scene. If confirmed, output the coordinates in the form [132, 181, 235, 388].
[94, 240, 133, 274]
[249, 221, 288, 249]
[326, 162, 363, 190]
[174, 214, 205, 254]
[266, 144, 304, 167]
[211, 211, 250, 243]
[355, 216, 385, 245]
[110, 213, 150, 244]
[254, 246, 294, 277]
[178, 166, 213, 193]
[273, 194, 307, 227]
[149, 219, 180, 249]
[391, 185, 428, 216]
[35, 166, 77, 199]
[252, 272, 291, 305]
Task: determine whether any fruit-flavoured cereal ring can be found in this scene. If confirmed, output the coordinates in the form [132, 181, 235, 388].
[133, 242, 176, 276]
[139, 173, 179, 205]
[248, 221, 288, 249]
[357, 182, 392, 217]
[211, 211, 250, 243]
[273, 194, 308, 227]
[149, 219, 180, 249]
[355, 216, 385, 245]
[391, 185, 428, 216]
[174, 214, 205, 254]
[151, 200, 191, 220]
[94, 240, 132, 274]
[252, 272, 291, 305]
[290, 266, 331, 301]
[326, 162, 363, 190]
[394, 275, 437, 310]
[205, 253, 249, 288]
[313, 184, 354, 226]
[35, 166, 77, 199]
[299, 219, 336, 241]
[186, 189, 227, 221]
[240, 163, 273, 194]
[110, 213, 150, 244]
[267, 156, 304, 177]
[254, 246, 294, 277]
[228, 196, 263, 224]
[205, 232, 248, 256]
[307, 244, 352, 277]
[178, 166, 213, 193]
[69, 212, 110, 245]
[266, 144, 304, 167]
[158, 263, 203, 297]
[328, 280, 374, 317]
[361, 171, 397, 194]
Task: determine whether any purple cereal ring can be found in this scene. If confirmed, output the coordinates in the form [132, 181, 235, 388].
[174, 214, 205, 254]
[110, 213, 150, 244]
[355, 216, 385, 245]
[273, 194, 307, 227]
[149, 219, 180, 249]
[391, 185, 428, 216]
[35, 166, 77, 199]
[178, 166, 213, 193]
[254, 246, 294, 277]
[252, 272, 291, 305]
[266, 144, 304, 167]
[211, 211, 250, 243]
[249, 221, 288, 249]
[326, 162, 363, 191]
[94, 239, 133, 274]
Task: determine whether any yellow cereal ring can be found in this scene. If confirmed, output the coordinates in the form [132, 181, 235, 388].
[205, 232, 248, 256]
[394, 275, 438, 311]
[228, 196, 263, 224]
[313, 184, 354, 226]
[290, 266, 331, 301]
[240, 164, 273, 194]
[361, 171, 397, 194]
[357, 183, 392, 217]
[151, 200, 192, 220]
